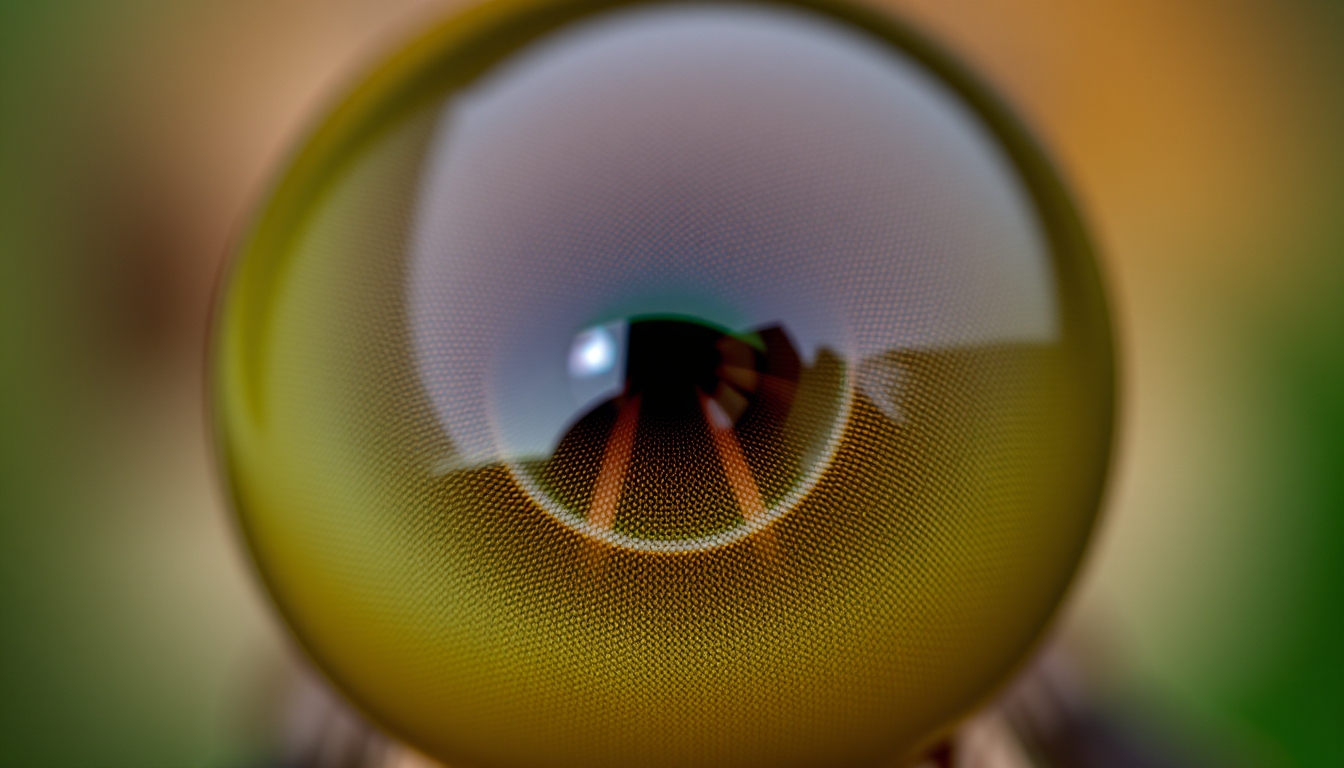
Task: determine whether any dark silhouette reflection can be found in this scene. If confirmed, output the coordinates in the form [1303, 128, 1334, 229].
[537, 318, 835, 542]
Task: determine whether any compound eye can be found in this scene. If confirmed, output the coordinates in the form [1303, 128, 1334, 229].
[213, 2, 1114, 767]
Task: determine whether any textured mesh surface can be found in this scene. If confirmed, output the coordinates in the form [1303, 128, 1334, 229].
[214, 2, 1113, 767]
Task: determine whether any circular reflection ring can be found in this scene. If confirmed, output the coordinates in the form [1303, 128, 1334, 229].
[506, 373, 853, 554]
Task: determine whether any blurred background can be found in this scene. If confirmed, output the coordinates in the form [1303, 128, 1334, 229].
[1, 0, 1340, 766]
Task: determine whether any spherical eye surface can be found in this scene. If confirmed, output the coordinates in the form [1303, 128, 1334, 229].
[212, 1, 1114, 766]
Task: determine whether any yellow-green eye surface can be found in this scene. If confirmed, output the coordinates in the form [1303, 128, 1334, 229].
[212, 0, 1114, 765]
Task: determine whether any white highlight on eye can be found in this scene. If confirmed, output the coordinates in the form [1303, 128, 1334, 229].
[568, 326, 618, 378]
[703, 397, 734, 430]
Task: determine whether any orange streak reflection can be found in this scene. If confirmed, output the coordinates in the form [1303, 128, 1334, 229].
[699, 393, 767, 524]
[588, 394, 641, 533]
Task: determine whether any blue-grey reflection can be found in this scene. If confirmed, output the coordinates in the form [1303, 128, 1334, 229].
[406, 2, 1063, 548]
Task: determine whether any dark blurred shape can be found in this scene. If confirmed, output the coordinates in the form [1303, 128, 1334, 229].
[266, 672, 437, 768]
[1001, 655, 1197, 768]
[545, 319, 810, 540]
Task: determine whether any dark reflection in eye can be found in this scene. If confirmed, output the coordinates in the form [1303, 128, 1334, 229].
[535, 317, 820, 541]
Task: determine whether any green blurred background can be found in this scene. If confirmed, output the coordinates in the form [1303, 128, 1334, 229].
[1, 0, 1340, 766]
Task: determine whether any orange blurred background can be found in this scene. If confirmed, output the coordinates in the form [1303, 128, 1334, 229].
[2, 1, 1340, 765]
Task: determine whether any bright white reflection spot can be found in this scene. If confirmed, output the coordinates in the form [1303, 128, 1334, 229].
[569, 326, 618, 378]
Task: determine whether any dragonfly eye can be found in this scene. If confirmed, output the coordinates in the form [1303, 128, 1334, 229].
[212, 1, 1114, 766]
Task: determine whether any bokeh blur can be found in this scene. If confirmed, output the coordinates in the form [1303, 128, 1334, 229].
[1, 0, 1340, 766]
